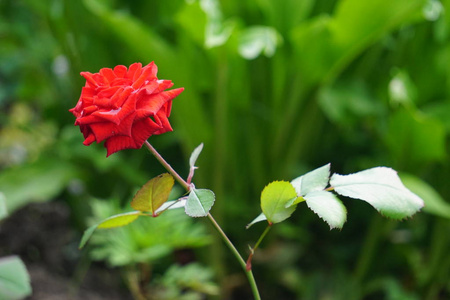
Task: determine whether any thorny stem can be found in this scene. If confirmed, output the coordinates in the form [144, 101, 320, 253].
[144, 141, 261, 300]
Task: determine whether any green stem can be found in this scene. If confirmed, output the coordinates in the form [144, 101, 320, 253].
[144, 141, 261, 300]
[144, 141, 190, 191]
[207, 213, 261, 300]
[253, 225, 272, 253]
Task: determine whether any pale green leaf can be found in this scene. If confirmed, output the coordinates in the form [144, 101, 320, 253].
[400, 174, 450, 219]
[261, 181, 298, 224]
[189, 143, 204, 168]
[0, 256, 31, 300]
[155, 198, 187, 214]
[330, 167, 424, 219]
[291, 163, 331, 196]
[238, 26, 282, 59]
[304, 191, 347, 229]
[97, 211, 143, 229]
[131, 173, 174, 214]
[0, 159, 77, 213]
[185, 189, 215, 217]
[246, 213, 267, 229]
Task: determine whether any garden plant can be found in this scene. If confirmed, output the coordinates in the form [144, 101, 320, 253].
[1, 0, 450, 299]
[71, 61, 424, 300]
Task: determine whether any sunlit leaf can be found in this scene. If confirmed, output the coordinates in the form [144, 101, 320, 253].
[0, 256, 31, 300]
[97, 211, 143, 229]
[291, 163, 330, 196]
[185, 189, 215, 217]
[131, 173, 174, 214]
[304, 191, 347, 229]
[239, 26, 282, 59]
[261, 181, 298, 224]
[400, 174, 450, 219]
[330, 167, 424, 219]
[246, 212, 267, 229]
[79, 211, 145, 249]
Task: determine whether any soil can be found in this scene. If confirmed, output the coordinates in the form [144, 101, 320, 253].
[0, 202, 133, 300]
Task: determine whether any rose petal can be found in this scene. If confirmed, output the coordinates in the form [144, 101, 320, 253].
[153, 102, 173, 134]
[131, 62, 157, 89]
[99, 68, 116, 84]
[103, 118, 161, 156]
[153, 80, 174, 93]
[135, 88, 184, 118]
[89, 113, 135, 142]
[127, 63, 142, 79]
[97, 86, 120, 98]
[114, 65, 128, 78]
[75, 114, 109, 125]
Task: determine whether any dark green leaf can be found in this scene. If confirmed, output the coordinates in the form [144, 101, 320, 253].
[0, 193, 7, 221]
[400, 174, 450, 219]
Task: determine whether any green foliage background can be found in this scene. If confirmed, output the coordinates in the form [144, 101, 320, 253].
[1, 0, 449, 299]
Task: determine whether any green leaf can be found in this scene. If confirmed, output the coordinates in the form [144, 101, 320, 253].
[400, 174, 450, 219]
[185, 189, 215, 217]
[290, 0, 427, 86]
[0, 159, 77, 213]
[189, 143, 204, 169]
[385, 109, 446, 165]
[79, 225, 98, 249]
[304, 191, 347, 229]
[330, 167, 424, 219]
[261, 181, 298, 224]
[176, 1, 208, 46]
[97, 211, 143, 229]
[83, 0, 175, 66]
[0, 193, 7, 221]
[246, 213, 267, 229]
[291, 163, 331, 196]
[155, 198, 187, 215]
[131, 173, 174, 214]
[79, 211, 144, 249]
[0, 256, 32, 300]
[238, 26, 282, 59]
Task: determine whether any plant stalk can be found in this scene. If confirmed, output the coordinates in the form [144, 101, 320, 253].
[144, 141, 261, 300]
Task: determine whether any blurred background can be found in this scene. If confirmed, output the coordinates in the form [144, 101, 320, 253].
[1, 0, 449, 299]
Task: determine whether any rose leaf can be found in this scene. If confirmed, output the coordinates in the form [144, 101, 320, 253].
[291, 163, 331, 196]
[185, 189, 215, 217]
[330, 167, 424, 219]
[246, 212, 267, 229]
[304, 191, 347, 229]
[131, 173, 174, 214]
[261, 181, 298, 224]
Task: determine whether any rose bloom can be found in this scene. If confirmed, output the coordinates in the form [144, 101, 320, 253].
[70, 62, 183, 156]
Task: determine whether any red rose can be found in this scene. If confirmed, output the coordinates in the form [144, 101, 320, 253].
[70, 62, 184, 157]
